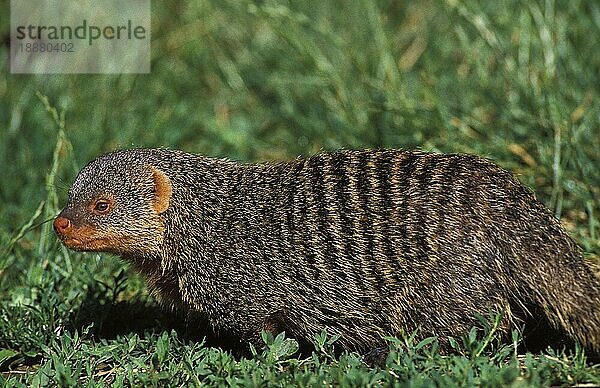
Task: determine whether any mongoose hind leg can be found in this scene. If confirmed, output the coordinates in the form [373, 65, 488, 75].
[385, 283, 518, 352]
[245, 309, 301, 352]
[261, 310, 289, 337]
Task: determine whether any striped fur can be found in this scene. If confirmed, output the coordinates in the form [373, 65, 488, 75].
[56, 148, 600, 352]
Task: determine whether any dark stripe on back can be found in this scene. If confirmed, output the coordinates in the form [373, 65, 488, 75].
[357, 151, 386, 291]
[285, 162, 301, 247]
[333, 152, 352, 260]
[391, 152, 422, 264]
[272, 162, 296, 280]
[223, 168, 244, 232]
[454, 156, 478, 246]
[413, 156, 436, 263]
[375, 150, 401, 284]
[308, 154, 338, 278]
[424, 156, 448, 257]
[345, 151, 376, 305]
[292, 158, 313, 285]
[323, 153, 349, 281]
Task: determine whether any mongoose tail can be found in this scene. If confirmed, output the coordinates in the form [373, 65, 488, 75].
[541, 261, 600, 353]
[525, 237, 600, 351]
[499, 177, 600, 352]
[517, 248, 600, 353]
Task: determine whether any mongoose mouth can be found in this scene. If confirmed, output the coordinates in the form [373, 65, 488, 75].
[59, 235, 113, 252]
[54, 216, 115, 252]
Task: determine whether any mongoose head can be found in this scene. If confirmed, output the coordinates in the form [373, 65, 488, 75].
[54, 151, 173, 257]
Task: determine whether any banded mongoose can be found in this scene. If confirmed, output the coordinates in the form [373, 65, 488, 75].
[54, 148, 600, 353]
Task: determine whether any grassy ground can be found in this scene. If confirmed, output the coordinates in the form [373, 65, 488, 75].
[1, 0, 599, 385]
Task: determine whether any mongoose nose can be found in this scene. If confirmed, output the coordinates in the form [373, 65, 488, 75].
[53, 216, 72, 234]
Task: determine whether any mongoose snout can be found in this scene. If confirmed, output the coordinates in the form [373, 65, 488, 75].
[53, 216, 99, 251]
[53, 216, 71, 235]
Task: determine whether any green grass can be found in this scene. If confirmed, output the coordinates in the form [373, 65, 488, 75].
[1, 0, 599, 385]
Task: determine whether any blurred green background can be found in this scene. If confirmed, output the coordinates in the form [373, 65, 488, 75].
[1, 0, 599, 383]
[1, 0, 599, 246]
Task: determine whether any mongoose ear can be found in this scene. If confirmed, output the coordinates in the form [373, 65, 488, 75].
[150, 167, 172, 214]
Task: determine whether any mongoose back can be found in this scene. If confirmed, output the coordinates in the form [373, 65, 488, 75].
[54, 148, 600, 352]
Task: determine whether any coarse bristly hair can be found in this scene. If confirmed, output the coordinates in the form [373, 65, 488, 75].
[54, 148, 600, 353]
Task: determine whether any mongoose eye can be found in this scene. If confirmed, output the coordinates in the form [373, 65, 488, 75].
[92, 199, 111, 215]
